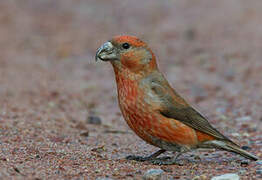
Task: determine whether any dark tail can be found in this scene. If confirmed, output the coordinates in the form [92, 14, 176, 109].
[206, 140, 258, 161]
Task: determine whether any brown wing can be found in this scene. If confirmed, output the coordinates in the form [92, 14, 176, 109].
[149, 73, 234, 143]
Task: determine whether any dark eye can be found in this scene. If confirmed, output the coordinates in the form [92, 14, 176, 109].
[122, 43, 130, 49]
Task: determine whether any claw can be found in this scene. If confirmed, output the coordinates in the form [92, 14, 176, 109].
[150, 158, 184, 166]
[125, 155, 149, 162]
[125, 149, 166, 162]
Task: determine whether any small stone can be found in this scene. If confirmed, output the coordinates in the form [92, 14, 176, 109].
[143, 169, 164, 180]
[256, 168, 262, 175]
[50, 91, 59, 98]
[242, 132, 250, 137]
[199, 175, 207, 180]
[184, 28, 196, 41]
[80, 131, 89, 137]
[87, 115, 102, 125]
[192, 176, 201, 180]
[211, 173, 239, 180]
[13, 167, 20, 173]
[231, 133, 240, 137]
[75, 122, 87, 130]
[193, 175, 207, 180]
[193, 154, 201, 160]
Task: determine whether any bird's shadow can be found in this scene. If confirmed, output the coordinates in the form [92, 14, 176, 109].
[125, 154, 246, 166]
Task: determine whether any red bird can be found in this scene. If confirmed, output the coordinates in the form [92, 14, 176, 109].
[95, 35, 258, 164]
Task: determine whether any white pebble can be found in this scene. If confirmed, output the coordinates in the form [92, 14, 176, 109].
[143, 169, 164, 180]
[211, 173, 239, 180]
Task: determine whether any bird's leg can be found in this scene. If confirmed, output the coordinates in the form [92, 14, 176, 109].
[150, 152, 185, 165]
[126, 149, 166, 162]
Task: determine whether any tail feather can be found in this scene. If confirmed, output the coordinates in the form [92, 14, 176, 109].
[204, 140, 258, 161]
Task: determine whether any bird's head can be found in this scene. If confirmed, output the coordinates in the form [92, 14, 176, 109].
[95, 35, 158, 74]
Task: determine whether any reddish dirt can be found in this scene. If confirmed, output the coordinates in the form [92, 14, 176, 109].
[0, 0, 261, 179]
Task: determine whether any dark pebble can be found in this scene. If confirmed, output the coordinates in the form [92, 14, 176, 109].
[87, 115, 102, 125]
[0, 157, 7, 161]
[75, 122, 87, 130]
[184, 28, 196, 41]
[241, 146, 251, 150]
[13, 167, 20, 173]
[80, 131, 89, 137]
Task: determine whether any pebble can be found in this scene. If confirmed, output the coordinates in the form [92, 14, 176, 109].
[143, 169, 164, 180]
[242, 132, 250, 137]
[184, 28, 196, 41]
[231, 133, 241, 137]
[192, 175, 207, 180]
[211, 173, 239, 180]
[75, 122, 87, 130]
[87, 115, 102, 125]
[80, 131, 89, 137]
[192, 176, 201, 180]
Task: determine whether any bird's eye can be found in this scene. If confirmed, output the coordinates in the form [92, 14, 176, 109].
[122, 43, 130, 49]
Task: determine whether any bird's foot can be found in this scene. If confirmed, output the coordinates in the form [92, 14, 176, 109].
[126, 155, 153, 162]
[150, 158, 184, 166]
[126, 149, 166, 162]
[150, 152, 185, 165]
[126, 155, 171, 162]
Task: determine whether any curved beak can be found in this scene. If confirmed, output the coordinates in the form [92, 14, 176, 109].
[95, 41, 118, 61]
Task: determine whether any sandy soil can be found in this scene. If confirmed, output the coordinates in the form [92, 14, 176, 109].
[0, 0, 261, 179]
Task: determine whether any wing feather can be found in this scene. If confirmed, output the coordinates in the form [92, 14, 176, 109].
[149, 73, 234, 143]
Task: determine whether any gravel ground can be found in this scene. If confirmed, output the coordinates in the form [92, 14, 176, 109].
[0, 0, 261, 179]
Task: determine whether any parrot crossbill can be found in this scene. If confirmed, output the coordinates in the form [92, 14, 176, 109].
[95, 35, 258, 164]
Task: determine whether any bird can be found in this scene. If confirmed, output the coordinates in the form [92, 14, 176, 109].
[95, 35, 258, 164]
